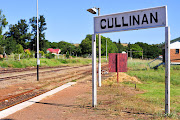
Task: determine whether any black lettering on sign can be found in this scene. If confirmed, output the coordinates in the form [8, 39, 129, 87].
[133, 15, 139, 25]
[129, 16, 131, 26]
[122, 17, 128, 27]
[142, 14, 149, 24]
[115, 17, 121, 27]
[101, 19, 106, 29]
[150, 12, 158, 23]
[108, 18, 113, 28]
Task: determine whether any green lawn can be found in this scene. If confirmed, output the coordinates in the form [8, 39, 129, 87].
[126, 59, 180, 116]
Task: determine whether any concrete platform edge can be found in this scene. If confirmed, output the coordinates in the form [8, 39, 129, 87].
[0, 82, 76, 119]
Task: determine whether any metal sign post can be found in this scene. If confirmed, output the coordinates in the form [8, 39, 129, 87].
[106, 39, 107, 62]
[92, 6, 170, 114]
[37, 0, 40, 81]
[165, 26, 170, 114]
[98, 33, 101, 87]
[117, 54, 119, 82]
[98, 8, 102, 87]
[92, 34, 97, 107]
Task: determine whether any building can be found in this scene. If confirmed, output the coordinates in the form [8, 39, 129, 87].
[163, 37, 180, 64]
[170, 39, 180, 63]
[47, 48, 61, 55]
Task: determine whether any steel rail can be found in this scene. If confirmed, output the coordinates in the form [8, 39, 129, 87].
[0, 64, 108, 111]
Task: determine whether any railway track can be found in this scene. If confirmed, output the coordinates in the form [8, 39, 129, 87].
[0, 65, 90, 81]
[0, 66, 66, 74]
[0, 64, 109, 111]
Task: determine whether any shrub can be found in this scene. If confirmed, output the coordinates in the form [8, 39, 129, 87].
[25, 49, 31, 55]
[39, 51, 45, 57]
[66, 51, 70, 58]
[14, 44, 24, 54]
[0, 57, 3, 61]
[0, 45, 3, 54]
[45, 53, 55, 59]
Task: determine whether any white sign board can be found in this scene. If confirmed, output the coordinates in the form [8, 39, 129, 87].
[94, 6, 167, 34]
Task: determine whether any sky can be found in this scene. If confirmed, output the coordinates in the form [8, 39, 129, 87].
[0, 0, 180, 44]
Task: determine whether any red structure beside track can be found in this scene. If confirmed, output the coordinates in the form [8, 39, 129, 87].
[109, 53, 127, 72]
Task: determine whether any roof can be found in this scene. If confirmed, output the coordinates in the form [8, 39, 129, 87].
[47, 48, 61, 54]
[170, 37, 180, 44]
[162, 37, 180, 49]
[170, 40, 180, 49]
[24, 49, 31, 52]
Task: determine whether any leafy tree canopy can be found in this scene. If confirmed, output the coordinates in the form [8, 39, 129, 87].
[29, 15, 47, 52]
[6, 19, 31, 48]
[0, 10, 8, 35]
[14, 44, 24, 54]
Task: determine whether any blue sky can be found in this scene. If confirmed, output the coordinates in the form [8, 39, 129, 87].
[0, 0, 180, 44]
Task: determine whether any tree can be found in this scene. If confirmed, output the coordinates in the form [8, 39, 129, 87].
[0, 45, 3, 54]
[100, 37, 118, 56]
[66, 51, 70, 58]
[0, 10, 8, 35]
[80, 34, 118, 56]
[4, 37, 17, 55]
[74, 46, 82, 56]
[135, 42, 162, 59]
[135, 42, 149, 58]
[57, 41, 76, 54]
[50, 42, 58, 48]
[118, 39, 121, 44]
[14, 44, 24, 54]
[80, 35, 92, 55]
[130, 44, 143, 58]
[7, 19, 31, 48]
[29, 15, 47, 52]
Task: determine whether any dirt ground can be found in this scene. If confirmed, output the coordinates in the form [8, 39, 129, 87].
[0, 65, 94, 100]
[2, 71, 164, 120]
[1, 65, 173, 119]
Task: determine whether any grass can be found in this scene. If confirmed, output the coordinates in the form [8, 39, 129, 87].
[94, 59, 180, 119]
[0, 57, 107, 68]
[126, 59, 180, 118]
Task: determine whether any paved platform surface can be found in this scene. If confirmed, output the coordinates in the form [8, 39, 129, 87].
[1, 80, 107, 120]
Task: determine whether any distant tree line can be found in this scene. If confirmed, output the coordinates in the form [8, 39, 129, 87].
[0, 10, 162, 59]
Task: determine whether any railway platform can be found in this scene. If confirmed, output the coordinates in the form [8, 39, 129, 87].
[0, 80, 103, 120]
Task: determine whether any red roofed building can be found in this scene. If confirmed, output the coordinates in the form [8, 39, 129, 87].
[24, 49, 31, 52]
[47, 48, 61, 54]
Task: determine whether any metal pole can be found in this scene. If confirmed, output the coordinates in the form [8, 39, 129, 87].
[92, 34, 97, 107]
[117, 54, 119, 83]
[3, 35, 5, 53]
[130, 49, 132, 60]
[98, 8, 101, 87]
[165, 26, 170, 114]
[106, 38, 107, 62]
[37, 0, 40, 81]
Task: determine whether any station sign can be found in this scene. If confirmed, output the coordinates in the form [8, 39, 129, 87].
[94, 6, 167, 34]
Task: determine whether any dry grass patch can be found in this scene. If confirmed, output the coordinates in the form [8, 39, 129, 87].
[75, 77, 165, 119]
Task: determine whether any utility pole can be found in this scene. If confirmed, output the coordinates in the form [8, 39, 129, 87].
[97, 8, 101, 87]
[106, 39, 107, 62]
[92, 34, 97, 107]
[3, 36, 6, 58]
[165, 26, 170, 114]
[37, 0, 40, 81]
